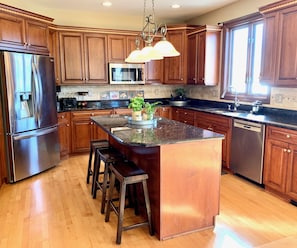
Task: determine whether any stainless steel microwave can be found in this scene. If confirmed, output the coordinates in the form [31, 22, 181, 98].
[109, 63, 145, 84]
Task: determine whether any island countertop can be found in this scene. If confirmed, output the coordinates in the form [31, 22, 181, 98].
[91, 114, 223, 240]
[91, 115, 224, 146]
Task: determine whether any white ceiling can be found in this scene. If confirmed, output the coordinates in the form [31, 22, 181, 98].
[8, 0, 239, 22]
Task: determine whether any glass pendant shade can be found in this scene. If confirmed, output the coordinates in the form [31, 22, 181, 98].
[154, 38, 180, 57]
[140, 44, 163, 61]
[125, 48, 150, 63]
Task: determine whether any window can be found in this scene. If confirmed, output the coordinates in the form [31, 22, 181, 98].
[221, 13, 270, 103]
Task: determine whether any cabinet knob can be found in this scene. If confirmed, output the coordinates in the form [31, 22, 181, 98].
[286, 134, 291, 138]
[66, 124, 70, 127]
[284, 149, 287, 153]
[287, 149, 291, 153]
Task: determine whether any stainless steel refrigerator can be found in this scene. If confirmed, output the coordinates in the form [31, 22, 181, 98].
[0, 51, 60, 182]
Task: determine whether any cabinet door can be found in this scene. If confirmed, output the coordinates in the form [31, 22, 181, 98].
[263, 138, 288, 193]
[260, 12, 278, 84]
[156, 107, 171, 119]
[187, 34, 197, 84]
[108, 35, 127, 62]
[196, 32, 206, 85]
[49, 29, 61, 84]
[0, 12, 26, 50]
[164, 30, 187, 84]
[145, 39, 164, 84]
[84, 33, 108, 84]
[71, 118, 92, 153]
[58, 113, 71, 157]
[60, 32, 85, 84]
[25, 19, 49, 53]
[275, 5, 297, 86]
[286, 144, 297, 201]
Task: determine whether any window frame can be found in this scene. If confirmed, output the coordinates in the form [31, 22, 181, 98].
[220, 12, 270, 104]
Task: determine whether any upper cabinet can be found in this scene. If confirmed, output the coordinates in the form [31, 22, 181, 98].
[187, 25, 221, 86]
[163, 28, 188, 84]
[0, 4, 53, 54]
[108, 34, 139, 62]
[260, 1, 297, 87]
[59, 31, 108, 84]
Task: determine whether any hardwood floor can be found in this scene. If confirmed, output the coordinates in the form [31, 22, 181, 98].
[1, 154, 297, 248]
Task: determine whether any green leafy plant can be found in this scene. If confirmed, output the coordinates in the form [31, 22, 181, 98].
[144, 101, 162, 115]
[175, 88, 186, 99]
[128, 97, 145, 112]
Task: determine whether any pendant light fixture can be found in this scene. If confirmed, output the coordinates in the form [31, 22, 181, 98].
[125, 0, 180, 63]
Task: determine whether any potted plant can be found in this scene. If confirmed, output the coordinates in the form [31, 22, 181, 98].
[174, 88, 186, 100]
[128, 96, 145, 121]
[169, 88, 188, 106]
[143, 101, 162, 120]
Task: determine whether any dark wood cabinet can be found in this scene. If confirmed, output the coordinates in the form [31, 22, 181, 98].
[58, 112, 71, 158]
[0, 100, 6, 187]
[71, 110, 110, 153]
[108, 34, 139, 62]
[156, 107, 171, 119]
[260, 1, 297, 86]
[0, 5, 52, 54]
[59, 32, 108, 84]
[187, 26, 221, 86]
[195, 111, 232, 168]
[171, 108, 195, 125]
[145, 40, 164, 84]
[264, 125, 297, 202]
[163, 29, 187, 84]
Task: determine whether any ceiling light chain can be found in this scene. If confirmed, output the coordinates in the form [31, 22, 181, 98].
[125, 0, 180, 63]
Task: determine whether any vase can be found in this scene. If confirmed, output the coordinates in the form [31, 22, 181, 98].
[132, 110, 142, 121]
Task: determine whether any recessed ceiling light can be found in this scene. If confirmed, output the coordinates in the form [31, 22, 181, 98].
[171, 4, 181, 9]
[102, 1, 112, 7]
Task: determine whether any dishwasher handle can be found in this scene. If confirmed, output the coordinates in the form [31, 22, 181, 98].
[233, 120, 263, 133]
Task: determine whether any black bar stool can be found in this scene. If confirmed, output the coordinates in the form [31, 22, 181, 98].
[92, 147, 123, 214]
[105, 161, 153, 245]
[86, 139, 109, 184]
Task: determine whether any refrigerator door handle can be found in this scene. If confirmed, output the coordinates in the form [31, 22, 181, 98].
[32, 57, 42, 128]
[13, 126, 58, 140]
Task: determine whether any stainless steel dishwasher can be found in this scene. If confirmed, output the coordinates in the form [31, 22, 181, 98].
[230, 119, 265, 184]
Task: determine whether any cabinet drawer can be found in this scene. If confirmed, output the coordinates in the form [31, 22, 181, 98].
[196, 111, 231, 128]
[267, 125, 297, 143]
[71, 110, 110, 120]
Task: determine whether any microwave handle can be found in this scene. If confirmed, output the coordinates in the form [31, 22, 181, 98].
[137, 68, 143, 81]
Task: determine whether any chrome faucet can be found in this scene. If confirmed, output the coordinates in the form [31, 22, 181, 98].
[233, 91, 240, 111]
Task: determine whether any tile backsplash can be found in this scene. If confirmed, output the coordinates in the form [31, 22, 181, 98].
[57, 84, 297, 111]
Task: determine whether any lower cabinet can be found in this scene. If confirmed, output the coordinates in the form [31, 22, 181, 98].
[195, 111, 232, 169]
[71, 110, 110, 153]
[264, 125, 297, 202]
[156, 107, 171, 119]
[171, 107, 195, 125]
[58, 112, 71, 158]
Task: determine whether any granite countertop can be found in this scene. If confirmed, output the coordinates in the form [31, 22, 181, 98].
[58, 98, 297, 130]
[184, 105, 297, 130]
[91, 115, 224, 147]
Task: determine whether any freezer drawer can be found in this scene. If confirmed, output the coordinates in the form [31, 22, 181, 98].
[10, 126, 60, 182]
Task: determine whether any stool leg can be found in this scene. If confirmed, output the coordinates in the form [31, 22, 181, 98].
[116, 181, 127, 245]
[92, 152, 101, 198]
[142, 180, 154, 235]
[86, 146, 94, 184]
[105, 172, 116, 223]
[100, 162, 110, 214]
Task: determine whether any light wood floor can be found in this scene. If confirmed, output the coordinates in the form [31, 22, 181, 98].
[1, 154, 297, 248]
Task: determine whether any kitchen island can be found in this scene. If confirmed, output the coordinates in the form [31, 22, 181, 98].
[91, 115, 224, 240]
